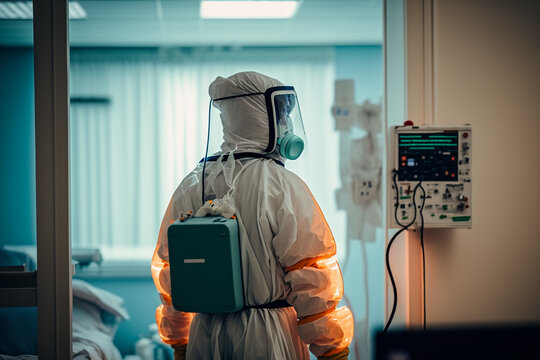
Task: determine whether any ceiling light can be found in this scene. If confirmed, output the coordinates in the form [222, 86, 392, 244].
[200, 0, 301, 19]
[0, 1, 87, 20]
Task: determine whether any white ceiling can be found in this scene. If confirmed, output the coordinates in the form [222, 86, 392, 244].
[0, 0, 382, 47]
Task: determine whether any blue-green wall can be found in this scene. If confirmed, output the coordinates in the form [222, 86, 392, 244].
[335, 45, 383, 104]
[0, 47, 37, 356]
[0, 48, 36, 247]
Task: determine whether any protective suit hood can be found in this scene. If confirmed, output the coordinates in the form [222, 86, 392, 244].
[209, 71, 285, 160]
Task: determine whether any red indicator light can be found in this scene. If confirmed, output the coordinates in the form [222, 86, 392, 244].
[451, 156, 456, 161]
[451, 173, 456, 178]
[401, 156, 407, 161]
[463, 133, 469, 138]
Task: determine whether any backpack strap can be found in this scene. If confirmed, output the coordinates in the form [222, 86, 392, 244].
[200, 152, 285, 167]
[244, 300, 292, 310]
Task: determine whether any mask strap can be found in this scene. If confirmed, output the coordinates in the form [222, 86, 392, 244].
[213, 92, 264, 102]
[201, 99, 214, 205]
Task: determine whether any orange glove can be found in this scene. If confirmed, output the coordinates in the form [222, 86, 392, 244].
[171, 343, 187, 360]
[318, 347, 350, 360]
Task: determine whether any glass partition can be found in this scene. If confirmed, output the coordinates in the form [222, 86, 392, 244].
[68, 1, 384, 359]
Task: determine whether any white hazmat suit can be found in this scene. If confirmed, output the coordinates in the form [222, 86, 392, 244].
[151, 71, 354, 360]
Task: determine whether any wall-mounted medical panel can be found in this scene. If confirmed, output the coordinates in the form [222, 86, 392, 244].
[389, 126, 472, 228]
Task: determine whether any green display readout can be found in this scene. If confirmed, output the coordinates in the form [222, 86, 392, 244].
[398, 131, 459, 181]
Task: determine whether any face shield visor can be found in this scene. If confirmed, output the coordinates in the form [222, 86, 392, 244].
[265, 87, 306, 160]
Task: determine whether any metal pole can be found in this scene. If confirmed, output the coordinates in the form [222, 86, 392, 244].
[33, 0, 72, 357]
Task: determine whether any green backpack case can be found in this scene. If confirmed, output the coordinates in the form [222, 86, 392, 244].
[167, 215, 244, 313]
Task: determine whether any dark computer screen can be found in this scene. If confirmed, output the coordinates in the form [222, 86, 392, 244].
[398, 131, 459, 181]
[376, 325, 540, 360]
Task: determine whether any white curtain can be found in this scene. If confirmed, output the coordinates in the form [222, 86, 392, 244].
[69, 47, 342, 261]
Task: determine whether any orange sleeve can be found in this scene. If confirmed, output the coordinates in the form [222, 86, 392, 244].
[151, 199, 195, 345]
[286, 257, 354, 356]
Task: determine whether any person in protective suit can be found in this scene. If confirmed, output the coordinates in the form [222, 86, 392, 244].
[151, 71, 354, 360]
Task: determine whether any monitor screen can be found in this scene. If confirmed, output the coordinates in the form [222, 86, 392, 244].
[398, 131, 459, 181]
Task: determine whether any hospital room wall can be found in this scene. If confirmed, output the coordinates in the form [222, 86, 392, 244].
[420, 0, 540, 326]
[0, 48, 36, 248]
[335, 45, 383, 104]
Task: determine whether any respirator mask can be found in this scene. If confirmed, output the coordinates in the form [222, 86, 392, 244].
[267, 87, 306, 160]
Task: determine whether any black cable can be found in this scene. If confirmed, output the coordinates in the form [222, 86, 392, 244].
[392, 171, 420, 229]
[418, 183, 426, 331]
[383, 226, 406, 333]
[384, 170, 423, 333]
[201, 99, 213, 205]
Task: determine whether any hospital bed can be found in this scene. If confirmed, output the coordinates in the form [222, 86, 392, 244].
[0, 247, 129, 359]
